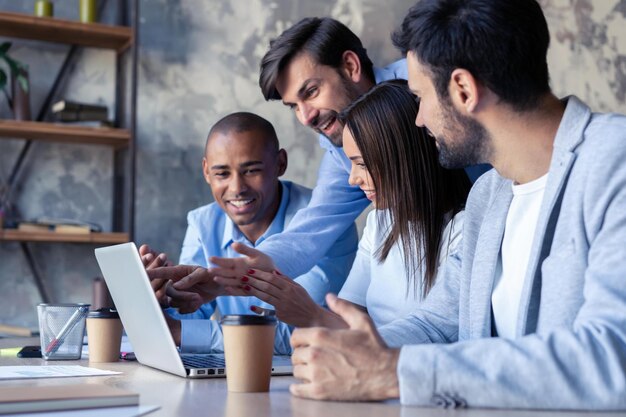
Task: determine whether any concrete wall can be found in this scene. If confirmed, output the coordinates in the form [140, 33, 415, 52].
[0, 0, 625, 329]
[0, 0, 414, 329]
[544, 0, 626, 111]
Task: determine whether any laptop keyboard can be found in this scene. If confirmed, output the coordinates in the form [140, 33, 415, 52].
[181, 354, 226, 369]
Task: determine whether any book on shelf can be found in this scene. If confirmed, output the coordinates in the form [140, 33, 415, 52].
[51, 99, 109, 122]
[0, 384, 139, 414]
[53, 224, 91, 234]
[36, 217, 103, 232]
[17, 222, 52, 233]
[16, 218, 102, 234]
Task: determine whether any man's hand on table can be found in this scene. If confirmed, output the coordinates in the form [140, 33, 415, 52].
[289, 294, 401, 401]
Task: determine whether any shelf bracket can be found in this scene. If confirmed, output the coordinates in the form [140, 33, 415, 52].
[20, 242, 52, 303]
[1, 45, 80, 211]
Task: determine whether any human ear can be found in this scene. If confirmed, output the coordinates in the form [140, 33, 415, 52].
[202, 157, 212, 186]
[276, 149, 288, 177]
[341, 50, 362, 83]
[449, 68, 479, 113]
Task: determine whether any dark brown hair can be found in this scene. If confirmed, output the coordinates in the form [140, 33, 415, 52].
[259, 17, 375, 101]
[392, 0, 550, 111]
[340, 80, 470, 297]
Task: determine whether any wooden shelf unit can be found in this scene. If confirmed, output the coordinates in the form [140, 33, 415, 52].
[0, 120, 130, 148]
[0, 5, 138, 304]
[0, 7, 136, 245]
[0, 11, 132, 52]
[0, 229, 129, 244]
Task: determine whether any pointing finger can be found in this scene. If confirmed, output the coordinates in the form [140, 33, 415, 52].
[231, 242, 264, 258]
[209, 258, 248, 277]
[172, 267, 212, 289]
[147, 265, 194, 282]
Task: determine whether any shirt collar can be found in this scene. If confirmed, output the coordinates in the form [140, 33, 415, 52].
[221, 181, 290, 249]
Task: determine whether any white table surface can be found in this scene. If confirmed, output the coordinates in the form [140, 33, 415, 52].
[1, 337, 624, 417]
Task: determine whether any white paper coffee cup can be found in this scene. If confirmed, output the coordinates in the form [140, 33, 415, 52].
[221, 314, 276, 392]
[86, 308, 123, 362]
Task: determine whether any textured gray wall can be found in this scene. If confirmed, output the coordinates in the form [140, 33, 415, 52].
[134, 0, 416, 254]
[1, 0, 625, 329]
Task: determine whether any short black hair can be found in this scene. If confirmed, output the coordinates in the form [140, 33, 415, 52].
[259, 17, 375, 101]
[393, 0, 551, 111]
[206, 112, 279, 155]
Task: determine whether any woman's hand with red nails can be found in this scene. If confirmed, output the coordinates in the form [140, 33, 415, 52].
[222, 269, 351, 329]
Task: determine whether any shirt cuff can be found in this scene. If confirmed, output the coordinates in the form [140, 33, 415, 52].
[397, 344, 437, 406]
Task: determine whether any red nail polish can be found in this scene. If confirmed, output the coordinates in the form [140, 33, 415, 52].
[248, 269, 255, 275]
[244, 285, 251, 291]
[241, 276, 249, 282]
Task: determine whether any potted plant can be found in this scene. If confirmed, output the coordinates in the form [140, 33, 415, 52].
[0, 41, 30, 120]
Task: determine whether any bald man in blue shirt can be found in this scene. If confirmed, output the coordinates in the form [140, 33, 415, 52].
[142, 112, 357, 355]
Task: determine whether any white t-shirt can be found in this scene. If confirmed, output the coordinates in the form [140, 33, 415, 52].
[339, 209, 464, 327]
[492, 174, 548, 339]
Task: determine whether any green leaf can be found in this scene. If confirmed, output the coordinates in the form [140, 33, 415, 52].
[0, 42, 11, 55]
[4, 55, 20, 74]
[0, 70, 7, 90]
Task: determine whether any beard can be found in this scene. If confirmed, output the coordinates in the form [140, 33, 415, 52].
[313, 109, 343, 147]
[435, 100, 491, 169]
[315, 74, 363, 147]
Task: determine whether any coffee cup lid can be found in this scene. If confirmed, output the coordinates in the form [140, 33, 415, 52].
[220, 314, 277, 326]
[87, 308, 120, 319]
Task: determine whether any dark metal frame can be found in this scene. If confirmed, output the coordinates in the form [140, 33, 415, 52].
[112, 0, 138, 240]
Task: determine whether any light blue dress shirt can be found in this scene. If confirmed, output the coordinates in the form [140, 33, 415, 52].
[257, 59, 489, 279]
[256, 60, 409, 278]
[168, 180, 358, 354]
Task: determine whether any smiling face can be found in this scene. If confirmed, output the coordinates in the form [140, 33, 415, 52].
[407, 51, 490, 168]
[343, 126, 378, 207]
[275, 52, 363, 147]
[203, 129, 286, 243]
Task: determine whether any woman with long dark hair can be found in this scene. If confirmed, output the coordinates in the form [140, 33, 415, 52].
[220, 80, 471, 328]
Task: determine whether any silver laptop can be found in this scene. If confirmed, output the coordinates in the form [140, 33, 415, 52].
[94, 242, 293, 378]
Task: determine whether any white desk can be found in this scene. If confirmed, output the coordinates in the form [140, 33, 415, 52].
[1, 337, 624, 417]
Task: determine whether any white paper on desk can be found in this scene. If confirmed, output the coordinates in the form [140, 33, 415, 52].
[1, 404, 160, 417]
[0, 366, 121, 380]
